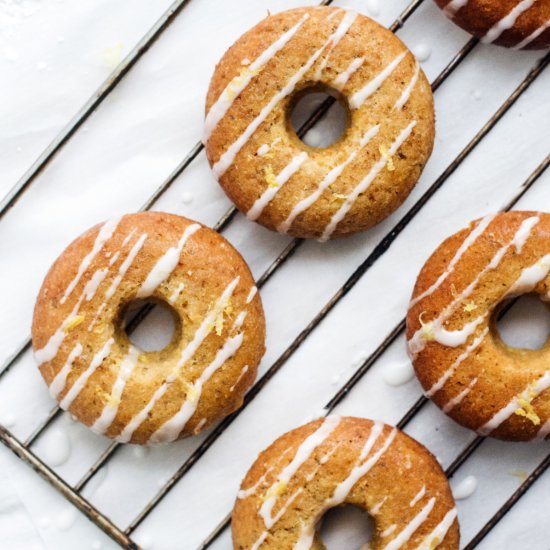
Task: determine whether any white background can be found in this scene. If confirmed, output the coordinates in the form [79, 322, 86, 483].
[0, 0, 549, 549]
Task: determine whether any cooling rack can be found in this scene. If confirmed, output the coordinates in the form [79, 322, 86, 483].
[0, 0, 548, 548]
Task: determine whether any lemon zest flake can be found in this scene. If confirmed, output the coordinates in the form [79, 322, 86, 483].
[514, 389, 540, 425]
[64, 315, 84, 331]
[264, 165, 279, 188]
[463, 302, 477, 312]
[419, 312, 435, 341]
[429, 537, 441, 550]
[264, 481, 286, 501]
[379, 145, 395, 171]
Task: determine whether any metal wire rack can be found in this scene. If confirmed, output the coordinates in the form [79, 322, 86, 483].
[0, 0, 548, 548]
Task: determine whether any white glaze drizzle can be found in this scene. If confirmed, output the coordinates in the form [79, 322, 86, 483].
[425, 328, 488, 398]
[453, 475, 478, 500]
[91, 345, 140, 435]
[349, 52, 407, 110]
[230, 364, 249, 392]
[408, 216, 540, 356]
[259, 416, 341, 529]
[116, 277, 239, 443]
[443, 0, 469, 17]
[247, 152, 308, 221]
[88, 233, 148, 331]
[409, 214, 497, 308]
[59, 338, 114, 410]
[513, 18, 550, 49]
[507, 253, 550, 296]
[333, 56, 365, 90]
[212, 12, 357, 178]
[168, 282, 185, 305]
[482, 0, 537, 44]
[60, 217, 121, 304]
[320, 121, 416, 242]
[278, 125, 380, 234]
[203, 14, 310, 143]
[415, 508, 458, 550]
[535, 417, 550, 441]
[442, 376, 479, 413]
[49, 343, 83, 400]
[148, 332, 245, 443]
[478, 367, 550, 435]
[314, 11, 358, 80]
[382, 497, 435, 550]
[370, 496, 387, 515]
[394, 62, 419, 110]
[246, 286, 258, 303]
[409, 485, 426, 507]
[137, 224, 200, 298]
[382, 525, 397, 538]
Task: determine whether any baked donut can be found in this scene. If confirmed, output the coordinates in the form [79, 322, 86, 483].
[204, 7, 435, 241]
[233, 416, 459, 549]
[435, 0, 550, 49]
[32, 212, 265, 445]
[407, 211, 550, 442]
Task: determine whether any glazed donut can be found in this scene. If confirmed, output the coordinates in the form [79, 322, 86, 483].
[32, 212, 265, 445]
[407, 211, 550, 442]
[233, 416, 459, 549]
[435, 0, 550, 49]
[204, 7, 434, 241]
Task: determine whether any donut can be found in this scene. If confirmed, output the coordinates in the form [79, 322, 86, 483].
[204, 7, 435, 241]
[435, 0, 550, 49]
[407, 211, 550, 442]
[32, 212, 265, 445]
[233, 416, 459, 549]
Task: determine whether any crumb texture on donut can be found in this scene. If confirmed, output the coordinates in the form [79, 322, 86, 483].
[204, 6, 435, 240]
[32, 212, 265, 444]
[407, 211, 550, 441]
[232, 417, 459, 550]
[435, 0, 550, 49]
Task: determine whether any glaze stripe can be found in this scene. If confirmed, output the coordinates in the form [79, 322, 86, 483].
[409, 214, 497, 308]
[442, 376, 478, 413]
[49, 343, 83, 400]
[333, 56, 365, 90]
[443, 0, 468, 18]
[535, 417, 550, 441]
[259, 415, 341, 529]
[415, 508, 458, 550]
[60, 218, 121, 304]
[425, 327, 488, 397]
[148, 332, 245, 443]
[230, 364, 249, 392]
[482, 0, 537, 44]
[116, 277, 240, 443]
[409, 485, 426, 507]
[394, 62, 420, 110]
[349, 52, 407, 110]
[247, 152, 309, 221]
[137, 223, 200, 298]
[382, 497, 436, 550]
[278, 125, 380, 234]
[513, 18, 550, 49]
[314, 11, 358, 79]
[91, 345, 140, 435]
[203, 14, 310, 142]
[212, 12, 357, 178]
[59, 338, 114, 410]
[320, 120, 416, 242]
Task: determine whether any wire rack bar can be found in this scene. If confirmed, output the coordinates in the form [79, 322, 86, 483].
[464, 451, 550, 549]
[0, 0, 195, 223]
[0, 425, 138, 549]
[124, 55, 549, 537]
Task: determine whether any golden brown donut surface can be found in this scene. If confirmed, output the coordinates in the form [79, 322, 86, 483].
[32, 212, 265, 444]
[435, 0, 550, 49]
[204, 7, 435, 240]
[232, 417, 459, 550]
[407, 211, 550, 441]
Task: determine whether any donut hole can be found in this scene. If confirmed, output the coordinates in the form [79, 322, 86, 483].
[121, 298, 180, 353]
[493, 294, 550, 351]
[288, 84, 350, 149]
[318, 504, 374, 549]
